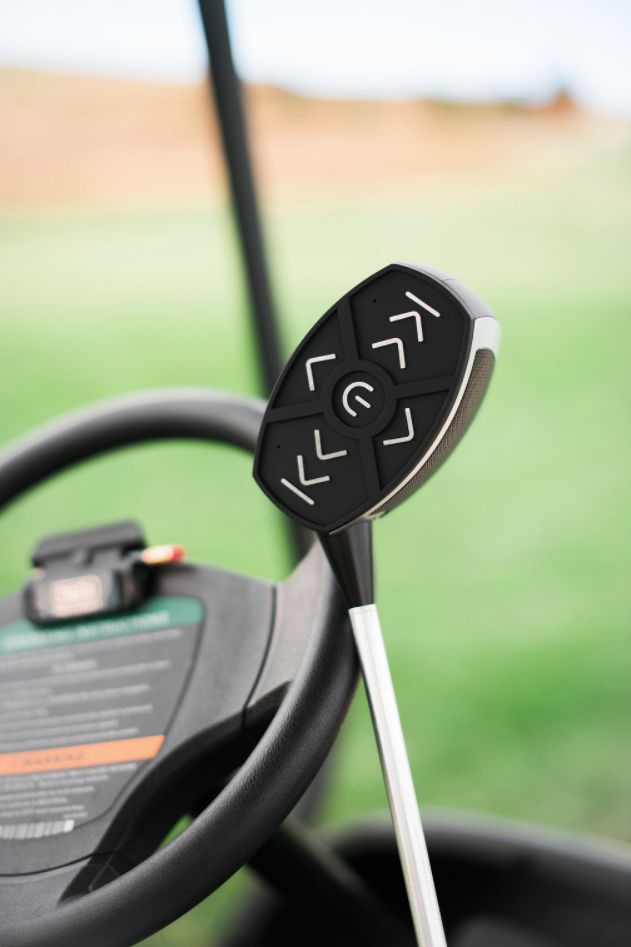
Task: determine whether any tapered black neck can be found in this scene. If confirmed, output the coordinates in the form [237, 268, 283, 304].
[319, 521, 374, 609]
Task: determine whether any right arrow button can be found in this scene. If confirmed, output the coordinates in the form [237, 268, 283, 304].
[382, 407, 414, 446]
[374, 392, 449, 491]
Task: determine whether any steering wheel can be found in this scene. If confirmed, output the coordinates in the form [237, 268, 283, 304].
[0, 388, 358, 947]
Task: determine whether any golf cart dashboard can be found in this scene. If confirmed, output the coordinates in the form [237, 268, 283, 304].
[0, 520, 282, 885]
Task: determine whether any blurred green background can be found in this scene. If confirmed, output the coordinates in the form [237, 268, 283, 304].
[1, 27, 630, 946]
[2, 149, 630, 943]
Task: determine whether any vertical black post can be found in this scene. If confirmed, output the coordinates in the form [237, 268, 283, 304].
[196, 0, 309, 560]
[196, 0, 282, 397]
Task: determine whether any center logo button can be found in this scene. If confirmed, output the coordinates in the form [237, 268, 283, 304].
[323, 361, 397, 437]
[341, 380, 374, 417]
[333, 371, 386, 428]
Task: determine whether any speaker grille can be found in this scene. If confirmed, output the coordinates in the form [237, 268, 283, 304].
[369, 348, 495, 518]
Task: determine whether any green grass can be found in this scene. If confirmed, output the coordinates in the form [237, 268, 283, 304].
[1, 137, 630, 945]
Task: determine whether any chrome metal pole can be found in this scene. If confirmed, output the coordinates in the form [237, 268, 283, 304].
[349, 603, 447, 947]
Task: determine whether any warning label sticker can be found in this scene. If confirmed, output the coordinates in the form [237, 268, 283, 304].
[0, 596, 203, 839]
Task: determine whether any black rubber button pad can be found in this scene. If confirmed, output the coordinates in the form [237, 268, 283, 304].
[255, 263, 473, 532]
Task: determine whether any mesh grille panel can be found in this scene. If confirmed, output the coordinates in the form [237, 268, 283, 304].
[369, 348, 495, 518]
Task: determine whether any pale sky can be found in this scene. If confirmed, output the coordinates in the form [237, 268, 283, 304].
[1, 0, 630, 116]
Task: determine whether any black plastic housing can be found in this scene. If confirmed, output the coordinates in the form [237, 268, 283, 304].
[254, 262, 497, 533]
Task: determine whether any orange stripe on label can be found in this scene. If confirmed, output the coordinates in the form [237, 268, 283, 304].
[0, 735, 165, 776]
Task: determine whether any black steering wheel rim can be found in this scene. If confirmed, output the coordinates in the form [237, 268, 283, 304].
[0, 387, 264, 509]
[0, 388, 358, 947]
